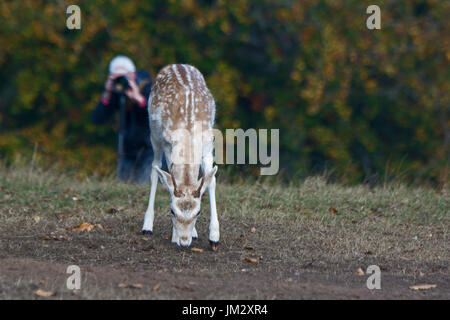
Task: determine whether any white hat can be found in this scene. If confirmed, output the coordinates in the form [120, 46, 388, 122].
[108, 55, 136, 74]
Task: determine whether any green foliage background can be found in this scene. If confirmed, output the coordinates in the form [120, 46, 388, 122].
[0, 0, 448, 183]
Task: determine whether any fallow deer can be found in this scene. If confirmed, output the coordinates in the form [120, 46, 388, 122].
[142, 64, 219, 250]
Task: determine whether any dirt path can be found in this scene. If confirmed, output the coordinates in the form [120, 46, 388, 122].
[1, 255, 447, 299]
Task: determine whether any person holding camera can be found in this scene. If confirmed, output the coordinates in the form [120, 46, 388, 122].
[92, 55, 154, 184]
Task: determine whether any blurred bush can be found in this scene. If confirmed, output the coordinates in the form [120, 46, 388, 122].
[0, 0, 448, 184]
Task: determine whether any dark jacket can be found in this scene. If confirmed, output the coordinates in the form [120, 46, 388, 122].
[92, 71, 152, 157]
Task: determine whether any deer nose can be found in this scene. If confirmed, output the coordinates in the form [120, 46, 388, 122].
[179, 236, 191, 248]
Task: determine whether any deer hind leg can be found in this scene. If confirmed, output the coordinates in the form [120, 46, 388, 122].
[142, 137, 163, 235]
[202, 152, 219, 250]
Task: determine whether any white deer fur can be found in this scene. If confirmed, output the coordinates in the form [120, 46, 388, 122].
[142, 64, 219, 249]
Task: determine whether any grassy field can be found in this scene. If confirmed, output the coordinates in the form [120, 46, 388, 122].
[0, 164, 448, 299]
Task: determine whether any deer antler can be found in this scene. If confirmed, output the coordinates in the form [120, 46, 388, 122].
[192, 169, 205, 198]
[170, 164, 182, 197]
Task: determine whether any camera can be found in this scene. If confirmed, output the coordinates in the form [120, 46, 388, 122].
[112, 76, 130, 94]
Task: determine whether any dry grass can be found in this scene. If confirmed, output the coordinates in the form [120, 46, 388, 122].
[0, 164, 448, 299]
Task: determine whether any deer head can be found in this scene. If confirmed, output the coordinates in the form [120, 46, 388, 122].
[154, 164, 218, 247]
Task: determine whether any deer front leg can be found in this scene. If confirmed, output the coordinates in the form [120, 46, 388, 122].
[142, 142, 162, 235]
[207, 175, 219, 250]
[142, 168, 158, 235]
[203, 154, 219, 250]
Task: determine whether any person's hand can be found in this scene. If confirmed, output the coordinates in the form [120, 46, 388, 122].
[102, 73, 122, 103]
[124, 77, 145, 106]
[104, 73, 122, 92]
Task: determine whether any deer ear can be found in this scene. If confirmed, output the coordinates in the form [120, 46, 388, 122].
[194, 166, 218, 198]
[153, 166, 173, 192]
[205, 165, 218, 186]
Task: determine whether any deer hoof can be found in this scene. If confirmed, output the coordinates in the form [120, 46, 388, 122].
[209, 240, 219, 251]
[142, 230, 153, 236]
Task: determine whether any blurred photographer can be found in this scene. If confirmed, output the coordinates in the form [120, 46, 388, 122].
[92, 55, 153, 184]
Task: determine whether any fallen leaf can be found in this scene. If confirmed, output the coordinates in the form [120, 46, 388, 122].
[118, 283, 143, 289]
[329, 207, 339, 215]
[250, 227, 256, 233]
[176, 284, 194, 292]
[153, 283, 161, 291]
[191, 247, 204, 253]
[356, 268, 365, 276]
[245, 257, 260, 264]
[409, 284, 437, 290]
[72, 222, 95, 232]
[34, 289, 56, 297]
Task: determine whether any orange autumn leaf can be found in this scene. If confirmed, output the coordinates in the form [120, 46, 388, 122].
[329, 207, 339, 215]
[73, 222, 95, 232]
[245, 257, 260, 264]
